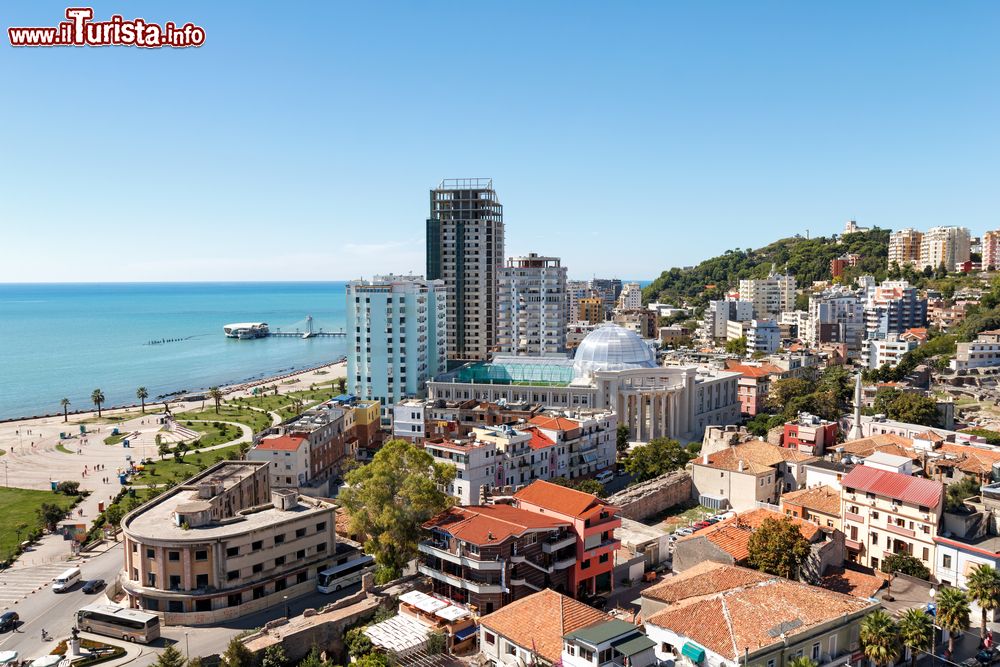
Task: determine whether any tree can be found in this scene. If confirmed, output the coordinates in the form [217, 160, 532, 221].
[209, 387, 224, 414]
[745, 517, 811, 580]
[886, 392, 939, 427]
[769, 378, 813, 412]
[157, 435, 169, 460]
[355, 654, 389, 667]
[788, 658, 817, 667]
[136, 387, 148, 413]
[898, 607, 934, 667]
[724, 336, 747, 355]
[860, 610, 899, 667]
[339, 439, 455, 581]
[104, 504, 124, 540]
[174, 441, 189, 461]
[946, 475, 981, 511]
[881, 553, 930, 580]
[188, 658, 204, 667]
[56, 480, 81, 495]
[37, 503, 66, 531]
[575, 479, 607, 497]
[966, 564, 1000, 643]
[221, 637, 255, 667]
[936, 586, 970, 656]
[60, 398, 70, 422]
[91, 388, 105, 417]
[261, 644, 289, 667]
[155, 645, 187, 667]
[623, 438, 691, 482]
[346, 627, 374, 658]
[616, 424, 630, 459]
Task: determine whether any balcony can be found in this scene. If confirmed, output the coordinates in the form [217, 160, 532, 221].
[554, 555, 576, 570]
[417, 564, 504, 594]
[418, 542, 504, 570]
[844, 512, 864, 523]
[886, 523, 916, 538]
[542, 534, 576, 553]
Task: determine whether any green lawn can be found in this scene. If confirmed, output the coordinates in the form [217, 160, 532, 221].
[132, 443, 245, 485]
[231, 382, 340, 420]
[183, 421, 243, 447]
[175, 405, 272, 433]
[56, 443, 75, 454]
[0, 488, 78, 561]
[103, 432, 129, 445]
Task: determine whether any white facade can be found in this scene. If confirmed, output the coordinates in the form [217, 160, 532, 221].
[705, 299, 754, 340]
[497, 253, 568, 356]
[920, 226, 971, 271]
[424, 437, 498, 505]
[807, 288, 864, 351]
[618, 282, 642, 311]
[738, 274, 796, 319]
[934, 538, 1000, 590]
[393, 399, 427, 441]
[347, 275, 448, 419]
[863, 336, 917, 369]
[952, 340, 1000, 371]
[746, 320, 780, 355]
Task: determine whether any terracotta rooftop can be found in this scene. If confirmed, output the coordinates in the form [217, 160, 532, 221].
[819, 566, 885, 599]
[480, 589, 612, 664]
[841, 465, 943, 508]
[936, 443, 1000, 476]
[514, 479, 614, 519]
[529, 415, 582, 432]
[781, 485, 842, 517]
[697, 440, 815, 475]
[914, 430, 946, 442]
[645, 565, 875, 662]
[724, 361, 785, 379]
[842, 433, 915, 459]
[254, 434, 306, 451]
[521, 427, 556, 451]
[643, 562, 772, 605]
[677, 508, 822, 562]
[422, 504, 569, 545]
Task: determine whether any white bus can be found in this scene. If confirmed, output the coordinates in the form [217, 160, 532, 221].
[77, 604, 161, 643]
[317, 554, 375, 593]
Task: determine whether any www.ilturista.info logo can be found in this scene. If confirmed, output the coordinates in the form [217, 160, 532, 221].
[8, 7, 205, 48]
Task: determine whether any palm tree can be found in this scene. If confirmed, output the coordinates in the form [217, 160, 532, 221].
[91, 388, 105, 418]
[860, 610, 899, 667]
[937, 587, 971, 656]
[788, 658, 817, 667]
[60, 398, 70, 422]
[898, 607, 934, 667]
[136, 387, 148, 414]
[209, 387, 223, 414]
[967, 564, 1000, 643]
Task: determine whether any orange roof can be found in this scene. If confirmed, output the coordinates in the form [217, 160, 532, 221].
[724, 361, 784, 379]
[254, 434, 306, 452]
[422, 504, 569, 545]
[937, 443, 1000, 476]
[645, 565, 875, 662]
[914, 430, 945, 442]
[698, 441, 815, 474]
[841, 433, 915, 458]
[643, 562, 771, 604]
[480, 589, 612, 664]
[820, 566, 885, 599]
[528, 415, 580, 432]
[514, 479, 615, 519]
[678, 509, 821, 562]
[521, 427, 556, 451]
[781, 485, 841, 517]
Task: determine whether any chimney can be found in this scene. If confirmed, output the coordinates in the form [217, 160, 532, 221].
[738, 459, 744, 473]
[702, 450, 709, 465]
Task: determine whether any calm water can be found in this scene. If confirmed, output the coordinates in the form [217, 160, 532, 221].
[0, 283, 348, 420]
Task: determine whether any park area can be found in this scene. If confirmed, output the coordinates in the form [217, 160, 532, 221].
[0, 487, 79, 561]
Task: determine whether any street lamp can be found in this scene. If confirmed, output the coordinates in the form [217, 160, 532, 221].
[284, 595, 290, 619]
[185, 631, 190, 659]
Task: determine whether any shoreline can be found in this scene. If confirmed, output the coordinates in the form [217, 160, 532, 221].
[0, 358, 348, 425]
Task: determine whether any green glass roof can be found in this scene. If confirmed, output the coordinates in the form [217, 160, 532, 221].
[455, 359, 575, 386]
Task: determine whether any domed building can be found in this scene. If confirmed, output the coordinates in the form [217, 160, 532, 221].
[572, 324, 657, 379]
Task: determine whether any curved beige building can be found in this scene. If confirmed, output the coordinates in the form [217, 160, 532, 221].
[121, 461, 336, 624]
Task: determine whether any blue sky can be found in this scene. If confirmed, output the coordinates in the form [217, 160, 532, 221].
[2, 1, 998, 282]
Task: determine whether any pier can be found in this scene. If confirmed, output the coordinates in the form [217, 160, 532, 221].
[224, 315, 346, 340]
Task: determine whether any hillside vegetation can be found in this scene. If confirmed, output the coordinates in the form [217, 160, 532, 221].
[643, 229, 891, 307]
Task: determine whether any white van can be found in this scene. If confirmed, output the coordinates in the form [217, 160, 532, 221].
[53, 567, 82, 593]
[595, 470, 614, 485]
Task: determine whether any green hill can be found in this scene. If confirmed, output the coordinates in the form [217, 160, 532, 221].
[642, 228, 891, 307]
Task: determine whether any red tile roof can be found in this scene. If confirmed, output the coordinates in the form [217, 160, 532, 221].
[522, 427, 556, 451]
[820, 566, 885, 599]
[724, 361, 784, 379]
[841, 465, 943, 508]
[643, 562, 772, 605]
[514, 479, 614, 518]
[480, 589, 612, 664]
[528, 415, 582, 433]
[254, 435, 306, 451]
[422, 504, 569, 545]
[678, 509, 821, 562]
[781, 485, 841, 517]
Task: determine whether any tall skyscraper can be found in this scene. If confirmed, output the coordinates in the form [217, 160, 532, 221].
[347, 275, 447, 420]
[497, 253, 568, 355]
[426, 178, 504, 361]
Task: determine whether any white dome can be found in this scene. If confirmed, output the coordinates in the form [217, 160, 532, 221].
[573, 325, 657, 379]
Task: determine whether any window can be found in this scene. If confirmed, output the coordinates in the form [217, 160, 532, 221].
[943, 554, 953, 568]
[296, 528, 307, 538]
[662, 643, 675, 655]
[871, 532, 879, 546]
[599, 553, 609, 564]
[147, 572, 157, 587]
[195, 550, 208, 561]
[196, 574, 209, 588]
[252, 540, 263, 551]
[274, 534, 285, 545]
[767, 661, 775, 667]
[485, 633, 496, 646]
[316, 522, 327, 531]
[599, 648, 614, 663]
[581, 559, 591, 570]
[169, 575, 181, 590]
[812, 642, 821, 660]
[168, 551, 180, 561]
[872, 511, 879, 520]
[228, 593, 242, 608]
[146, 548, 155, 559]
[227, 570, 239, 581]
[227, 546, 239, 558]
[317, 542, 327, 552]
[923, 547, 929, 561]
[252, 563, 263, 574]
[580, 648, 594, 662]
[253, 586, 265, 600]
[275, 556, 286, 567]
[505, 643, 517, 656]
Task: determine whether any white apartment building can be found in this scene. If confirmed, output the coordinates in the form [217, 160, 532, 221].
[567, 281, 591, 325]
[393, 399, 427, 442]
[888, 229, 923, 267]
[347, 275, 447, 421]
[726, 319, 749, 342]
[807, 287, 865, 353]
[704, 299, 754, 340]
[426, 178, 504, 361]
[952, 330, 1000, 371]
[840, 465, 944, 571]
[738, 274, 796, 319]
[423, 436, 498, 505]
[920, 226, 971, 271]
[983, 230, 1000, 271]
[617, 282, 642, 311]
[497, 253, 568, 356]
[863, 335, 917, 369]
[746, 319, 780, 355]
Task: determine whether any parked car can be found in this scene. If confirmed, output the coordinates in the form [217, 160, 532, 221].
[692, 520, 712, 531]
[674, 527, 694, 537]
[81, 579, 105, 594]
[976, 648, 1000, 666]
[0, 611, 19, 632]
[584, 595, 609, 610]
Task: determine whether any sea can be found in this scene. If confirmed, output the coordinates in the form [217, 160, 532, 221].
[0, 282, 349, 421]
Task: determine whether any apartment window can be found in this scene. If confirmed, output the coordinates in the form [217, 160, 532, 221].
[767, 661, 775, 667]
[169, 575, 181, 590]
[168, 551, 180, 561]
[872, 511, 879, 520]
[812, 642, 821, 660]
[252, 563, 263, 574]
[296, 528, 307, 538]
[228, 593, 242, 608]
[274, 534, 285, 545]
[317, 542, 327, 552]
[871, 533, 879, 546]
[599, 553, 609, 564]
[923, 547, 930, 561]
[505, 643, 517, 656]
[316, 522, 327, 531]
[662, 643, 675, 655]
[580, 648, 594, 662]
[226, 546, 239, 557]
[485, 632, 496, 646]
[943, 554, 952, 568]
[599, 649, 614, 663]
[581, 559, 591, 570]
[195, 550, 208, 561]
[252, 540, 263, 551]
[275, 556, 286, 567]
[146, 548, 155, 559]
[147, 572, 156, 587]
[253, 586, 265, 600]
[227, 570, 239, 581]
[196, 574, 209, 588]
[297, 549, 306, 560]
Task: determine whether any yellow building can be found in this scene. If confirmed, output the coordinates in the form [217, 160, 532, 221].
[579, 296, 604, 324]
